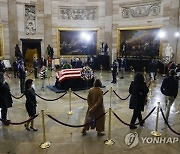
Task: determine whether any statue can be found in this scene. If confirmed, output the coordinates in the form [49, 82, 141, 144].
[164, 44, 174, 62]
[47, 45, 54, 59]
[15, 44, 23, 59]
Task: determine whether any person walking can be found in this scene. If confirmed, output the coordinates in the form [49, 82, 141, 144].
[82, 79, 105, 136]
[33, 57, 38, 78]
[119, 57, 126, 79]
[0, 72, 13, 126]
[148, 59, 157, 81]
[160, 69, 178, 120]
[18, 61, 26, 93]
[111, 60, 117, 84]
[39, 66, 47, 91]
[24, 79, 38, 131]
[13, 58, 19, 78]
[129, 73, 149, 129]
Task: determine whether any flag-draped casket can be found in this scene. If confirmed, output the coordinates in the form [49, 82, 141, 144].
[55, 68, 94, 90]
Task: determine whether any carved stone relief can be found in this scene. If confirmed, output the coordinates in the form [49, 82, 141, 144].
[59, 7, 97, 20]
[122, 2, 161, 18]
[25, 5, 36, 35]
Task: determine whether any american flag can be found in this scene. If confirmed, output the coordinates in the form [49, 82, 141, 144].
[56, 68, 82, 82]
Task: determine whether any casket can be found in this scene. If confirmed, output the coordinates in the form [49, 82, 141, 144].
[55, 68, 94, 90]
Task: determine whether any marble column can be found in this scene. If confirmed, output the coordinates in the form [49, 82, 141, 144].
[105, 0, 113, 64]
[44, 0, 52, 59]
[8, 0, 18, 62]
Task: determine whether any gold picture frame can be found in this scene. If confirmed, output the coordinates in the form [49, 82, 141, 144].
[116, 25, 163, 58]
[0, 24, 4, 58]
[57, 28, 100, 58]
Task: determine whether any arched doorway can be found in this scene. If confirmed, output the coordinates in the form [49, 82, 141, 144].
[20, 39, 42, 68]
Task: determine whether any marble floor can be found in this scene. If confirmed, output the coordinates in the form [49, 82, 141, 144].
[0, 70, 179, 154]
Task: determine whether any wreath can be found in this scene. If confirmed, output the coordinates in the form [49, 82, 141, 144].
[81, 66, 94, 80]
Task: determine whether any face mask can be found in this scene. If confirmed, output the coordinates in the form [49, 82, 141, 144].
[32, 84, 35, 90]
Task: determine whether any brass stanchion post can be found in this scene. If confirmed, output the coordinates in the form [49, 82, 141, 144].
[67, 88, 73, 115]
[143, 67, 146, 82]
[100, 65, 103, 76]
[151, 102, 161, 137]
[130, 66, 133, 77]
[156, 69, 159, 80]
[40, 110, 51, 149]
[148, 79, 152, 97]
[104, 87, 115, 145]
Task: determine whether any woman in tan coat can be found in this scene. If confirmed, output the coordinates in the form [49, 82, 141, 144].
[82, 79, 105, 136]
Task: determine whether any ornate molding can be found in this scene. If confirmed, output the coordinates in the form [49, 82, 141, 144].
[122, 2, 161, 18]
[59, 7, 97, 20]
[25, 5, 36, 35]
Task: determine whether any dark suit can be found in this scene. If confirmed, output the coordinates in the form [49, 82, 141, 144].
[19, 65, 26, 93]
[25, 88, 37, 117]
[112, 62, 117, 83]
[0, 82, 13, 121]
[129, 81, 149, 125]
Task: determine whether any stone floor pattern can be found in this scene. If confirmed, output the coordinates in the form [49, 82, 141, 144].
[0, 70, 179, 154]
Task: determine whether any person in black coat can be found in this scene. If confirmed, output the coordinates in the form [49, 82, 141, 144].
[129, 73, 149, 129]
[40, 56, 46, 68]
[18, 61, 26, 93]
[148, 59, 158, 81]
[0, 60, 5, 73]
[0, 72, 13, 126]
[111, 60, 118, 84]
[24, 79, 38, 131]
[33, 57, 38, 78]
[13, 58, 19, 78]
[160, 69, 178, 120]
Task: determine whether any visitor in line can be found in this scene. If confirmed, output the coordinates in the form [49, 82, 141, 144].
[82, 79, 105, 136]
[111, 60, 117, 84]
[0, 72, 13, 126]
[24, 79, 38, 131]
[129, 73, 149, 129]
[160, 69, 178, 120]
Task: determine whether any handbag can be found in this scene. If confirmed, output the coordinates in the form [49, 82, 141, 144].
[88, 115, 96, 129]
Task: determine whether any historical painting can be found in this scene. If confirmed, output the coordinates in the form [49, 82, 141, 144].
[58, 28, 99, 56]
[0, 25, 4, 57]
[117, 27, 161, 58]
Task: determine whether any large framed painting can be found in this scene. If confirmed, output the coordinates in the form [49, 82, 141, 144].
[57, 28, 99, 57]
[117, 26, 163, 58]
[0, 24, 4, 58]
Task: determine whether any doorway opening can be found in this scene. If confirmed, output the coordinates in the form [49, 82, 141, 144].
[20, 39, 42, 68]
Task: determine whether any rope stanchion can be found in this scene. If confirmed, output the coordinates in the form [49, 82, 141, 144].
[11, 93, 25, 99]
[113, 90, 130, 100]
[46, 112, 107, 128]
[73, 90, 109, 101]
[112, 107, 156, 126]
[26, 70, 33, 77]
[73, 91, 87, 100]
[67, 88, 73, 115]
[0, 114, 39, 125]
[149, 79, 153, 96]
[40, 110, 51, 149]
[130, 66, 134, 78]
[160, 108, 180, 135]
[5, 73, 13, 79]
[35, 92, 67, 101]
[104, 87, 115, 145]
[151, 102, 161, 137]
[143, 67, 146, 82]
[100, 65, 103, 76]
[103, 90, 109, 96]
